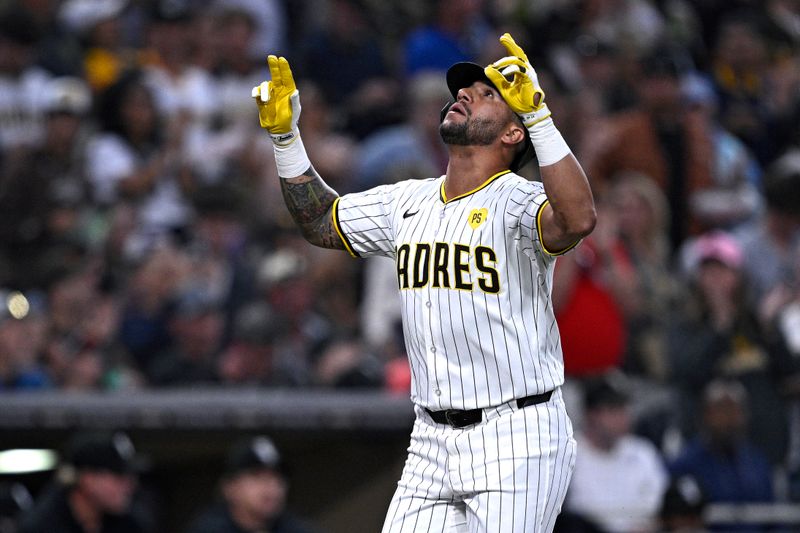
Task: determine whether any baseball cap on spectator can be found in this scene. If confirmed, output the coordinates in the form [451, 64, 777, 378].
[687, 231, 743, 273]
[640, 45, 688, 79]
[659, 475, 706, 523]
[574, 34, 617, 60]
[0, 7, 41, 46]
[232, 302, 281, 346]
[151, 0, 193, 23]
[58, 0, 128, 35]
[763, 149, 800, 216]
[223, 436, 284, 479]
[64, 432, 144, 475]
[43, 77, 92, 116]
[172, 287, 224, 318]
[583, 372, 630, 410]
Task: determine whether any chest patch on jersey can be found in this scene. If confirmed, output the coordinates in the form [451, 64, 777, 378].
[468, 208, 488, 229]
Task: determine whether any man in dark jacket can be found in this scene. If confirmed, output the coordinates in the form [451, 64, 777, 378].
[186, 436, 319, 533]
[18, 431, 152, 533]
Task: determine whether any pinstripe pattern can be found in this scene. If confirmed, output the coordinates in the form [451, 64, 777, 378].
[381, 392, 576, 532]
[336, 171, 576, 532]
[336, 172, 565, 410]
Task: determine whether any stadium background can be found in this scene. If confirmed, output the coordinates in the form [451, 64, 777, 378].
[0, 0, 799, 531]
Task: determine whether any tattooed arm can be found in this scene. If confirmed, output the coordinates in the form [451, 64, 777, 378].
[252, 57, 346, 250]
[279, 166, 345, 250]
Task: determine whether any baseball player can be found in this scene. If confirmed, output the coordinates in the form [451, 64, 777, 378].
[253, 33, 595, 532]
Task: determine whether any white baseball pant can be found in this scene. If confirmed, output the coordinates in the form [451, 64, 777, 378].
[382, 388, 577, 533]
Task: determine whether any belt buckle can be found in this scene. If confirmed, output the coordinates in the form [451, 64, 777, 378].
[445, 409, 478, 428]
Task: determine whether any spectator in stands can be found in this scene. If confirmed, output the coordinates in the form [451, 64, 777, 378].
[18, 431, 154, 533]
[313, 337, 383, 389]
[0, 76, 92, 290]
[682, 75, 764, 231]
[186, 435, 319, 533]
[217, 302, 295, 387]
[146, 286, 225, 386]
[668, 380, 775, 528]
[709, 13, 779, 165]
[295, 81, 358, 194]
[297, 0, 388, 107]
[0, 6, 51, 154]
[355, 72, 450, 190]
[608, 173, 681, 382]
[0, 290, 50, 390]
[0, 481, 33, 532]
[402, 0, 492, 75]
[212, 0, 288, 61]
[736, 148, 800, 305]
[195, 6, 268, 186]
[669, 231, 791, 465]
[142, 0, 217, 132]
[658, 475, 708, 533]
[583, 45, 714, 252]
[57, 0, 134, 93]
[563, 373, 669, 532]
[552, 215, 628, 378]
[117, 244, 189, 376]
[296, 0, 397, 140]
[87, 70, 193, 253]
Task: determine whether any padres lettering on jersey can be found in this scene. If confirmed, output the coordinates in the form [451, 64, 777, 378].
[333, 170, 573, 411]
[396, 243, 500, 294]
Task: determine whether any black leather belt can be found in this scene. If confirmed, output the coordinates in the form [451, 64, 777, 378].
[424, 390, 553, 428]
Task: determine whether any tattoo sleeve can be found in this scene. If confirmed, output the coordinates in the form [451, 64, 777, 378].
[280, 166, 346, 250]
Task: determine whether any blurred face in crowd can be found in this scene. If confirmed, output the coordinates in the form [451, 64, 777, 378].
[585, 402, 631, 450]
[616, 186, 655, 239]
[703, 394, 747, 449]
[715, 20, 767, 72]
[697, 260, 740, 302]
[120, 84, 157, 142]
[75, 470, 137, 514]
[223, 468, 287, 526]
[171, 309, 224, 358]
[638, 72, 681, 113]
[216, 11, 255, 65]
[46, 111, 82, 151]
[0, 36, 35, 74]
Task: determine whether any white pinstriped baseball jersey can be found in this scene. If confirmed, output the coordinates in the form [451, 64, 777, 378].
[333, 169, 572, 411]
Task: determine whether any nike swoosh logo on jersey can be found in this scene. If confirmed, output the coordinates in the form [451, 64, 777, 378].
[403, 209, 419, 219]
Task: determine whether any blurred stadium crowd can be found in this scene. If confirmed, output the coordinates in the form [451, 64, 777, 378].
[0, 0, 799, 530]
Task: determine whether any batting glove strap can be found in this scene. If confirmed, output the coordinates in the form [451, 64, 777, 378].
[272, 130, 311, 178]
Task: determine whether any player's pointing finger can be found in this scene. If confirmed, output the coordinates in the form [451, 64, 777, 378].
[277, 57, 296, 93]
[268, 55, 281, 87]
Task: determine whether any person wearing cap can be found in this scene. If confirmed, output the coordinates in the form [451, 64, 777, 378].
[18, 431, 153, 533]
[582, 44, 715, 253]
[253, 32, 595, 532]
[0, 76, 92, 289]
[667, 380, 775, 528]
[186, 436, 319, 533]
[561, 373, 668, 533]
[668, 231, 791, 466]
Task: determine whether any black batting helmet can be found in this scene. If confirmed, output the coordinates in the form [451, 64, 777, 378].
[441, 62, 536, 173]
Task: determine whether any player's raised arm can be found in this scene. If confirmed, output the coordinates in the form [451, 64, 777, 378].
[485, 34, 596, 253]
[252, 55, 345, 250]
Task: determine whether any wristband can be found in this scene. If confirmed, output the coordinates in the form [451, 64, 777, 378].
[272, 129, 311, 178]
[528, 117, 572, 167]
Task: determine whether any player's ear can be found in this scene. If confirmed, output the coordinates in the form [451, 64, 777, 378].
[501, 121, 526, 148]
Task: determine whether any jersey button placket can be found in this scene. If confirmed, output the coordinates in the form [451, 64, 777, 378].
[424, 283, 441, 406]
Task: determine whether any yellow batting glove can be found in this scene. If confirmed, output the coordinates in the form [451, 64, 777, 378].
[251, 55, 301, 146]
[484, 33, 551, 128]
